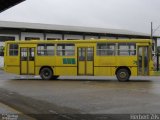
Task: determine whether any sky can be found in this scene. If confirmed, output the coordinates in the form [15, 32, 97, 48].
[0, 0, 160, 44]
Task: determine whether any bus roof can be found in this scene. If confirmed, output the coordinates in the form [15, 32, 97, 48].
[5, 39, 152, 44]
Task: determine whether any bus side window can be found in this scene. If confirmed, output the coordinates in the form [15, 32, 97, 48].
[57, 44, 75, 56]
[118, 43, 136, 56]
[97, 43, 115, 56]
[129, 44, 136, 55]
[9, 44, 18, 56]
[46, 44, 55, 55]
[37, 44, 55, 56]
[37, 44, 45, 56]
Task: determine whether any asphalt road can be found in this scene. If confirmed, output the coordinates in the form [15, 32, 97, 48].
[0, 70, 160, 120]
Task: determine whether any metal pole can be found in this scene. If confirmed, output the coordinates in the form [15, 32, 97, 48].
[151, 22, 154, 56]
[151, 22, 153, 39]
[157, 52, 159, 71]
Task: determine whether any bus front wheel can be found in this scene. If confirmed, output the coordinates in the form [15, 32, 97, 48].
[40, 67, 53, 80]
[116, 68, 130, 82]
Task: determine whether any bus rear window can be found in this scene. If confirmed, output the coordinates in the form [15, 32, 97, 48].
[9, 44, 18, 56]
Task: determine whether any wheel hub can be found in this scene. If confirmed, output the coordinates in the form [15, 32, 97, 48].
[44, 71, 49, 76]
[120, 72, 126, 78]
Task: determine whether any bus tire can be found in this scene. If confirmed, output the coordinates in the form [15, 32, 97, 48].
[116, 68, 130, 82]
[40, 67, 53, 80]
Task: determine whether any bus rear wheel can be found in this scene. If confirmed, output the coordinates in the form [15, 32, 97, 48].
[116, 68, 130, 82]
[40, 67, 53, 80]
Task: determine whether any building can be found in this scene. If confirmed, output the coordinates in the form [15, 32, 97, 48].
[0, 1, 159, 68]
[0, 0, 25, 13]
[0, 20, 159, 54]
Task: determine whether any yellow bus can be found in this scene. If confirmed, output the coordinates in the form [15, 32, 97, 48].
[4, 39, 154, 82]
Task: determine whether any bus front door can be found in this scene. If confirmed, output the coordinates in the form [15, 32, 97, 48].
[78, 47, 94, 75]
[138, 46, 149, 76]
[20, 48, 35, 75]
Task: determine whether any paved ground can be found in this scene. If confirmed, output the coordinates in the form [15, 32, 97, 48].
[0, 102, 19, 114]
[0, 102, 35, 120]
[0, 70, 160, 120]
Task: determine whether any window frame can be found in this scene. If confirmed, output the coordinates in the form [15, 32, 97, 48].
[56, 43, 75, 56]
[97, 43, 116, 56]
[9, 44, 19, 56]
[117, 43, 136, 56]
[37, 43, 55, 56]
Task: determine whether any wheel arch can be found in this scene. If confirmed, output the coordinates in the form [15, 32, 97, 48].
[115, 66, 131, 76]
[39, 66, 53, 75]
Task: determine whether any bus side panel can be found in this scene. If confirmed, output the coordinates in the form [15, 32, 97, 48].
[35, 66, 77, 76]
[54, 56, 77, 76]
[94, 56, 116, 76]
[35, 56, 56, 75]
[130, 67, 137, 76]
[94, 56, 116, 67]
[115, 56, 137, 66]
[54, 67, 77, 76]
[94, 56, 137, 76]
[6, 66, 20, 74]
[5, 56, 20, 74]
[35, 66, 40, 75]
[4, 43, 20, 74]
[94, 67, 115, 76]
[115, 56, 138, 76]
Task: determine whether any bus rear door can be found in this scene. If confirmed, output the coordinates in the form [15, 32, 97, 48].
[20, 47, 35, 75]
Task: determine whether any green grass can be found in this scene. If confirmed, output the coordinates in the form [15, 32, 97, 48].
[154, 71, 160, 76]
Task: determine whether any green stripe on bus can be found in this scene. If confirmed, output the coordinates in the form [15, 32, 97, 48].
[63, 58, 76, 64]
